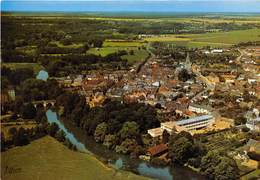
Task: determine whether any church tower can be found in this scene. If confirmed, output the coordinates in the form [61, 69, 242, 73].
[185, 52, 191, 71]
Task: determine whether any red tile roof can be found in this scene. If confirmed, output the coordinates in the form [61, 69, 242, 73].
[147, 144, 168, 157]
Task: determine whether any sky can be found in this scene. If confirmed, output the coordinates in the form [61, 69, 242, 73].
[1, 0, 260, 13]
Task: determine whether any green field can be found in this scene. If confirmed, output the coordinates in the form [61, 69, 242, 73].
[104, 40, 145, 47]
[51, 16, 260, 25]
[122, 49, 149, 64]
[16, 46, 37, 55]
[2, 63, 44, 73]
[1, 136, 150, 180]
[241, 169, 260, 180]
[51, 41, 84, 48]
[145, 28, 260, 48]
[88, 40, 149, 64]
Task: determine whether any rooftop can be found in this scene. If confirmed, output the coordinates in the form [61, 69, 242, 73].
[176, 115, 214, 126]
[147, 144, 168, 157]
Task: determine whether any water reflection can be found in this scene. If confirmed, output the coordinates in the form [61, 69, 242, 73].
[112, 158, 124, 169]
[138, 163, 172, 180]
[36, 70, 49, 81]
[46, 109, 87, 152]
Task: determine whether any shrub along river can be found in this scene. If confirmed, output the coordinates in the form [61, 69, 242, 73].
[46, 109, 204, 180]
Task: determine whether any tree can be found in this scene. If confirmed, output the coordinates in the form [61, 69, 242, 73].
[1, 132, 6, 151]
[8, 127, 18, 136]
[55, 130, 66, 142]
[201, 151, 239, 180]
[47, 123, 59, 137]
[241, 126, 250, 132]
[129, 50, 134, 55]
[20, 103, 37, 119]
[64, 139, 73, 149]
[178, 68, 191, 82]
[119, 121, 139, 140]
[103, 134, 116, 149]
[214, 157, 239, 180]
[235, 116, 247, 125]
[35, 109, 47, 123]
[92, 39, 103, 48]
[115, 138, 137, 154]
[94, 122, 108, 143]
[61, 38, 72, 45]
[1, 77, 10, 89]
[13, 127, 30, 146]
[162, 130, 170, 144]
[130, 145, 145, 158]
[168, 136, 193, 165]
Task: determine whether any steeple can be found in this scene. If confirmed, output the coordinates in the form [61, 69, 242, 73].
[185, 52, 191, 70]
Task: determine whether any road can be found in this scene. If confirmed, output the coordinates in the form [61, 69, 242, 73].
[136, 42, 155, 74]
[191, 65, 215, 102]
[235, 48, 245, 65]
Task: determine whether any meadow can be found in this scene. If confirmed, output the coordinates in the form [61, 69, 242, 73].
[36, 15, 260, 25]
[241, 169, 260, 180]
[2, 63, 44, 73]
[88, 40, 149, 64]
[1, 136, 150, 180]
[144, 28, 260, 48]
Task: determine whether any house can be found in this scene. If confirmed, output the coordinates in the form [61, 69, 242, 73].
[188, 104, 209, 114]
[157, 86, 171, 97]
[220, 74, 236, 83]
[246, 117, 260, 131]
[123, 91, 147, 104]
[246, 139, 260, 153]
[211, 49, 223, 53]
[148, 127, 164, 138]
[152, 81, 160, 87]
[206, 73, 220, 84]
[248, 78, 257, 84]
[71, 75, 83, 87]
[88, 94, 106, 108]
[243, 139, 260, 168]
[147, 144, 168, 157]
[161, 121, 176, 134]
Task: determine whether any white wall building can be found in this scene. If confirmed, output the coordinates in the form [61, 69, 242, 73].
[188, 105, 209, 114]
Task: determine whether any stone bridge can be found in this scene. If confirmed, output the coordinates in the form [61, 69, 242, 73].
[32, 100, 56, 108]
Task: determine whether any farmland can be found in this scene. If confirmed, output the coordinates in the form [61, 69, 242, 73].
[1, 136, 150, 180]
[144, 28, 260, 48]
[2, 63, 44, 74]
[241, 169, 260, 180]
[88, 40, 149, 64]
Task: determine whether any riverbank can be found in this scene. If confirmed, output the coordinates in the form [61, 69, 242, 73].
[57, 112, 205, 180]
[1, 136, 151, 180]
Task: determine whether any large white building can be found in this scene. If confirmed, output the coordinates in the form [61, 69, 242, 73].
[175, 115, 215, 131]
[148, 115, 215, 137]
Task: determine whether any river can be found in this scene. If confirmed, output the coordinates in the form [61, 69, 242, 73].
[46, 109, 204, 180]
[36, 70, 49, 81]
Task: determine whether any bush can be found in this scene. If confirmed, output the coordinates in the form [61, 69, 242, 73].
[188, 157, 201, 168]
[150, 157, 168, 166]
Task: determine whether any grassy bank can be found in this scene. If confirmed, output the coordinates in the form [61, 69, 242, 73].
[1, 136, 150, 180]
